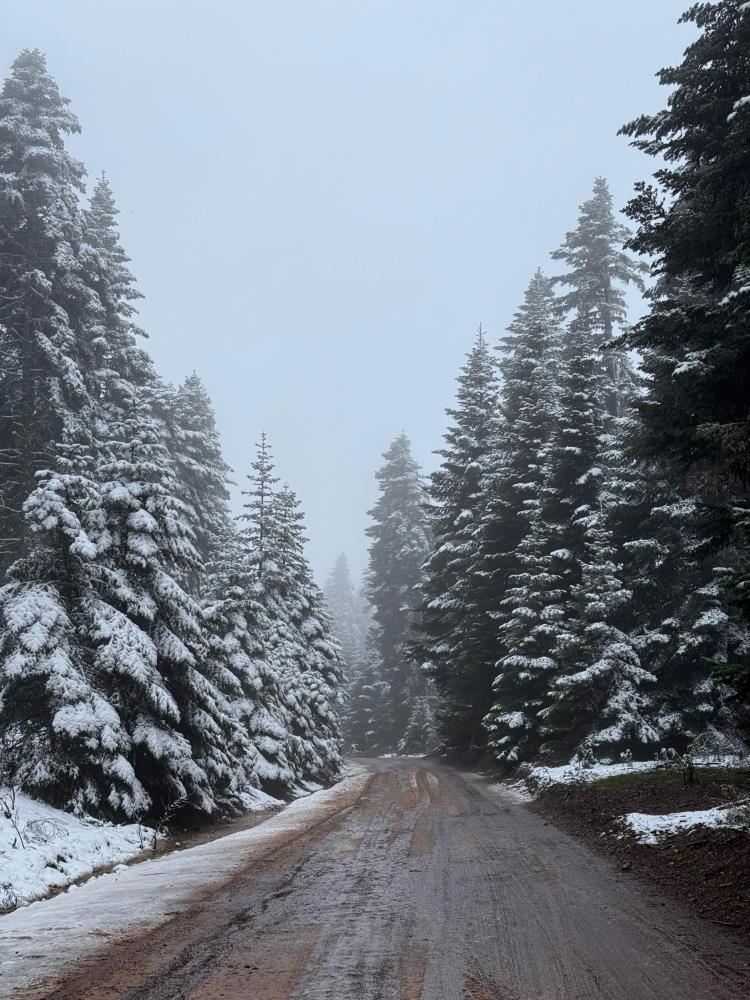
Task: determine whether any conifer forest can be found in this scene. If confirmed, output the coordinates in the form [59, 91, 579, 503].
[3, 3, 750, 999]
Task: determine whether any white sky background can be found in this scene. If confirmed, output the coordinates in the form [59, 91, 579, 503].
[1, 0, 691, 583]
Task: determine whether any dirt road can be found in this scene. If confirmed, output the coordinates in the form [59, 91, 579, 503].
[22, 759, 750, 1000]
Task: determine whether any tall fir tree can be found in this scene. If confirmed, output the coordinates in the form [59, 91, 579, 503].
[486, 180, 647, 764]
[469, 274, 562, 761]
[417, 327, 502, 751]
[170, 372, 234, 591]
[485, 320, 601, 762]
[324, 553, 364, 671]
[0, 465, 148, 817]
[203, 531, 295, 798]
[551, 176, 646, 419]
[345, 648, 389, 753]
[239, 439, 342, 787]
[366, 433, 431, 749]
[90, 377, 250, 816]
[273, 487, 343, 784]
[0, 50, 94, 574]
[620, 0, 750, 724]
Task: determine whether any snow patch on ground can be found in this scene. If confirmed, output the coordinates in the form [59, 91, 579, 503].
[493, 780, 533, 804]
[623, 803, 747, 846]
[0, 792, 156, 912]
[528, 756, 744, 790]
[529, 759, 660, 788]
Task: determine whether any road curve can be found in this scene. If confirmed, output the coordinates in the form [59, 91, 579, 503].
[20, 758, 750, 1000]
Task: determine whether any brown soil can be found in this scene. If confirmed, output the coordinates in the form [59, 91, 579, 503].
[531, 765, 750, 936]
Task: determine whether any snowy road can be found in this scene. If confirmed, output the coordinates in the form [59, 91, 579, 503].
[5, 758, 750, 999]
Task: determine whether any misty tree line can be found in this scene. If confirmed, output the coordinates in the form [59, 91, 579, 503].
[327, 0, 750, 764]
[0, 50, 342, 820]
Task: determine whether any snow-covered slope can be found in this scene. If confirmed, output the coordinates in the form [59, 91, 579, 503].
[0, 792, 155, 911]
[1, 769, 368, 998]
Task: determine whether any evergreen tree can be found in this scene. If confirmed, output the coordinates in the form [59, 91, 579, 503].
[620, 1, 750, 716]
[398, 695, 438, 755]
[170, 373, 234, 590]
[324, 553, 363, 671]
[272, 487, 342, 784]
[0, 50, 93, 574]
[344, 643, 389, 753]
[91, 381, 249, 816]
[203, 532, 295, 797]
[543, 509, 657, 755]
[486, 181, 645, 764]
[621, 481, 746, 744]
[81, 175, 149, 400]
[551, 176, 646, 419]
[0, 467, 148, 816]
[468, 275, 562, 759]
[366, 434, 431, 749]
[240, 439, 342, 787]
[485, 321, 600, 762]
[417, 327, 502, 750]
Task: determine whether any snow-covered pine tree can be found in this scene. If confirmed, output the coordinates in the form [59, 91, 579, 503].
[531, 181, 651, 761]
[202, 529, 295, 798]
[488, 181, 649, 764]
[170, 373, 234, 593]
[616, 476, 747, 746]
[417, 327, 502, 751]
[0, 50, 94, 574]
[240, 433, 278, 579]
[324, 553, 364, 672]
[366, 433, 432, 750]
[620, 0, 750, 723]
[543, 507, 657, 756]
[239, 438, 342, 788]
[0, 63, 161, 817]
[91, 377, 252, 816]
[470, 274, 562, 761]
[343, 643, 389, 753]
[551, 176, 646, 420]
[398, 694, 438, 755]
[0, 466, 149, 817]
[270, 486, 342, 785]
[485, 318, 600, 763]
[81, 175, 148, 397]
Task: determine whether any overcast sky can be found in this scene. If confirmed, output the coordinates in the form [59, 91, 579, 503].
[1, 0, 692, 583]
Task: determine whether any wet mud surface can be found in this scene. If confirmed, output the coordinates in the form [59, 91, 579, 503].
[26, 759, 750, 1000]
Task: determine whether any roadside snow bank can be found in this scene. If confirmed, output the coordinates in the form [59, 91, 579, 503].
[529, 756, 745, 790]
[0, 783, 281, 913]
[529, 760, 660, 788]
[623, 803, 747, 846]
[1, 768, 369, 997]
[0, 792, 155, 912]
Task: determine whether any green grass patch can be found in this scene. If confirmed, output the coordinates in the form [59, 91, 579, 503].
[590, 766, 750, 792]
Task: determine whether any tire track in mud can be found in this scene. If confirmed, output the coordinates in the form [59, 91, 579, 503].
[20, 759, 750, 1000]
